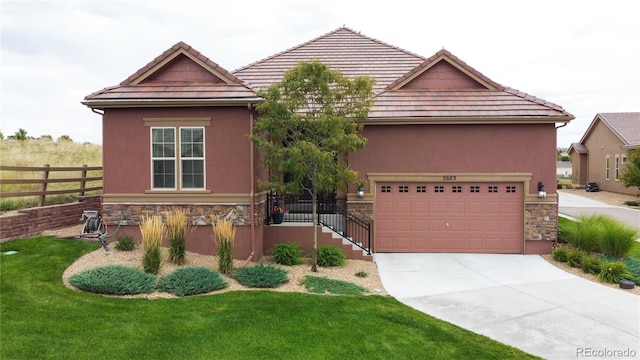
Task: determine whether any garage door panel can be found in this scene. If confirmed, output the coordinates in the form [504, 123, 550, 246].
[376, 182, 523, 254]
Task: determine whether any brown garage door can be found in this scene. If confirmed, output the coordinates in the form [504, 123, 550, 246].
[376, 182, 523, 253]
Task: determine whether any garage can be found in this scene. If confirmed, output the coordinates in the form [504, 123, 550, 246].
[376, 182, 523, 253]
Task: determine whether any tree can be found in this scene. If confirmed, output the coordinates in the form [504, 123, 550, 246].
[57, 135, 73, 143]
[250, 61, 375, 272]
[620, 150, 640, 191]
[8, 128, 29, 141]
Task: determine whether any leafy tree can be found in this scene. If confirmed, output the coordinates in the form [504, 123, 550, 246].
[57, 135, 73, 143]
[0, 131, 4, 140]
[620, 150, 640, 191]
[250, 61, 375, 272]
[8, 128, 29, 140]
[39, 135, 53, 142]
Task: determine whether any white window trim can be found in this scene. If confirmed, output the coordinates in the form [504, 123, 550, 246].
[615, 155, 620, 181]
[605, 155, 610, 181]
[150, 126, 206, 191]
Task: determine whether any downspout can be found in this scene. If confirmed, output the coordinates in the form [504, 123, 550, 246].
[554, 122, 567, 248]
[245, 103, 256, 265]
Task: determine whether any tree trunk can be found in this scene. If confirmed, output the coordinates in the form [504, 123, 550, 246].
[311, 186, 318, 272]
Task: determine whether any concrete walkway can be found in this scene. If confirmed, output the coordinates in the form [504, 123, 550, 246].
[375, 253, 640, 360]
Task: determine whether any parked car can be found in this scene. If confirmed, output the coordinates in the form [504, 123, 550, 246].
[586, 182, 599, 192]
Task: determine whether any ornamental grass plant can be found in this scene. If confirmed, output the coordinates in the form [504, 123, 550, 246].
[166, 209, 191, 265]
[212, 217, 236, 275]
[140, 215, 164, 274]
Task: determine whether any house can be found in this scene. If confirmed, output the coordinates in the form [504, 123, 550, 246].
[568, 112, 640, 195]
[82, 27, 574, 259]
[557, 161, 572, 179]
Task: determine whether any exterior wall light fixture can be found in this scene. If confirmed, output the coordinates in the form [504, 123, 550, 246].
[538, 181, 547, 198]
[357, 186, 365, 198]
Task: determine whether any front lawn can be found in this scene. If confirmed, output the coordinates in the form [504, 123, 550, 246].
[0, 237, 538, 360]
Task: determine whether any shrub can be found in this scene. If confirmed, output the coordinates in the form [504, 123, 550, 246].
[166, 209, 191, 265]
[272, 242, 303, 266]
[566, 249, 586, 268]
[317, 245, 347, 267]
[563, 216, 601, 253]
[355, 271, 368, 278]
[212, 218, 236, 275]
[303, 275, 367, 295]
[232, 263, 289, 288]
[140, 215, 164, 274]
[597, 217, 638, 258]
[114, 233, 135, 251]
[623, 200, 640, 207]
[552, 247, 569, 262]
[581, 255, 603, 275]
[157, 267, 228, 296]
[597, 261, 633, 284]
[68, 265, 156, 295]
[621, 258, 640, 285]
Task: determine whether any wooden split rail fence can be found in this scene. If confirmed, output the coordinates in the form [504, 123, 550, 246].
[0, 165, 103, 206]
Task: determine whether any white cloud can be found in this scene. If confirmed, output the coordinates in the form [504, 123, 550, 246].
[1, 0, 638, 147]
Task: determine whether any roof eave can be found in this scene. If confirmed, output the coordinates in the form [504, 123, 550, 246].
[360, 116, 574, 125]
[82, 98, 264, 109]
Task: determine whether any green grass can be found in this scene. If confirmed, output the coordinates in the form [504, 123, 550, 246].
[0, 237, 539, 360]
[303, 275, 368, 295]
[627, 241, 640, 261]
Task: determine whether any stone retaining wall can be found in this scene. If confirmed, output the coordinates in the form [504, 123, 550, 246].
[0, 196, 102, 242]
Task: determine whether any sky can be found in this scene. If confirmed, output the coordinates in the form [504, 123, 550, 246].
[1, 0, 639, 149]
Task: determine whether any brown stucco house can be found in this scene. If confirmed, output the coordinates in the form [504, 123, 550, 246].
[569, 112, 640, 195]
[83, 27, 574, 260]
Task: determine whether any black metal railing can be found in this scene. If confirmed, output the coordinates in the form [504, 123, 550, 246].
[266, 192, 371, 255]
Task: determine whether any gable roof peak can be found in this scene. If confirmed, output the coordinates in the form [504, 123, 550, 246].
[121, 41, 243, 86]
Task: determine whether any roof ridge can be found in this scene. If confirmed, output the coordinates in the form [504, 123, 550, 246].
[232, 26, 426, 74]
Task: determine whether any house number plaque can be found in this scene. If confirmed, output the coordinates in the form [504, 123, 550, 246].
[442, 175, 457, 181]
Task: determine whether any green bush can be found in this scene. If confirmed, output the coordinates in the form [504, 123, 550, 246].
[597, 261, 633, 284]
[552, 247, 569, 262]
[623, 200, 640, 207]
[272, 242, 303, 266]
[355, 271, 368, 278]
[142, 247, 162, 275]
[566, 249, 586, 268]
[563, 216, 601, 253]
[596, 217, 638, 258]
[317, 245, 347, 267]
[233, 263, 289, 288]
[157, 267, 228, 296]
[302, 275, 367, 295]
[114, 233, 135, 251]
[621, 258, 640, 285]
[68, 265, 156, 295]
[581, 255, 603, 275]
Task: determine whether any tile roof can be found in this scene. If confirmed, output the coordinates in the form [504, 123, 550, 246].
[83, 28, 574, 122]
[233, 27, 573, 122]
[83, 42, 259, 108]
[597, 112, 640, 146]
[232, 27, 425, 93]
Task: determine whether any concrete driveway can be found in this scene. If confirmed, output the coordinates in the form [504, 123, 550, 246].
[558, 190, 640, 231]
[375, 253, 640, 360]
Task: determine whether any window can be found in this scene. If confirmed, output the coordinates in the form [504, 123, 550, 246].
[452, 185, 462, 193]
[506, 186, 517, 193]
[416, 185, 427, 193]
[434, 185, 444, 193]
[488, 186, 498, 193]
[615, 155, 620, 181]
[381, 185, 391, 193]
[398, 185, 409, 193]
[151, 127, 205, 190]
[605, 155, 610, 180]
[470, 186, 480, 193]
[622, 155, 628, 164]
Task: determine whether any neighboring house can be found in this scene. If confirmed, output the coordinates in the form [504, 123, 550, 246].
[557, 161, 572, 179]
[83, 27, 574, 259]
[568, 112, 640, 195]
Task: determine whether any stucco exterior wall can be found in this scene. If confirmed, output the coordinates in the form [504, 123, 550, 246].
[350, 123, 557, 196]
